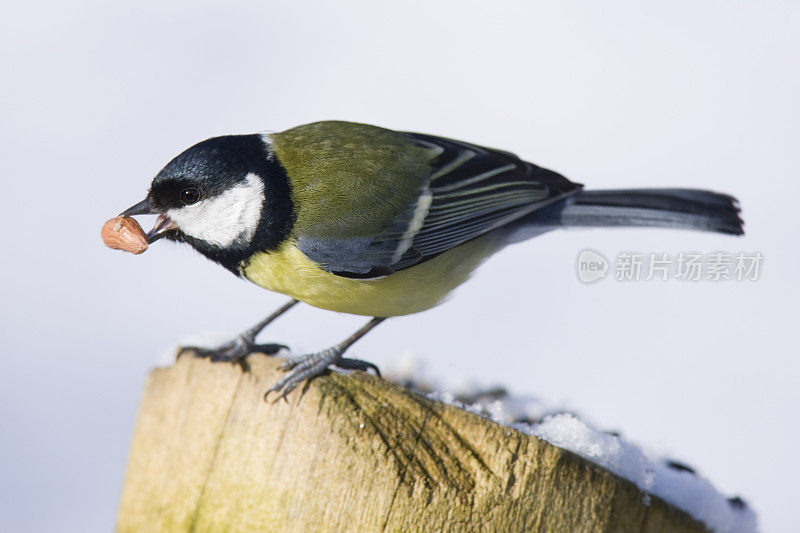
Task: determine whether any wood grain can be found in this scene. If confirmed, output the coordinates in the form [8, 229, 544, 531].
[117, 353, 706, 532]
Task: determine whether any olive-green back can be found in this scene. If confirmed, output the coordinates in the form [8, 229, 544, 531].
[270, 121, 433, 238]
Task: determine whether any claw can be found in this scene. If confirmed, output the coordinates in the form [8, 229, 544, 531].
[263, 348, 339, 401]
[251, 343, 289, 356]
[178, 336, 288, 364]
[263, 348, 381, 402]
[176, 346, 194, 360]
[264, 376, 299, 403]
[335, 357, 381, 376]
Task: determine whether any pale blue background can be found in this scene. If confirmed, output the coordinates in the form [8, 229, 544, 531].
[1, 1, 797, 531]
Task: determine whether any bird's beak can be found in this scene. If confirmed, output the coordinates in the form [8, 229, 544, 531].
[119, 198, 178, 244]
[146, 215, 179, 243]
[120, 198, 154, 216]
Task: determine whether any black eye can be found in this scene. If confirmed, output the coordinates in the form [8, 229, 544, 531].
[180, 188, 201, 205]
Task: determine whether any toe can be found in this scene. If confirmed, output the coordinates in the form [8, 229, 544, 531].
[278, 357, 302, 371]
[252, 343, 288, 355]
[264, 376, 297, 403]
[265, 356, 334, 402]
[179, 346, 214, 359]
[336, 357, 381, 376]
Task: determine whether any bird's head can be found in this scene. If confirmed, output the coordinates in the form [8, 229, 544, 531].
[121, 134, 294, 272]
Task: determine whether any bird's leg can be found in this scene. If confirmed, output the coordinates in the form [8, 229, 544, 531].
[265, 317, 386, 401]
[179, 299, 299, 363]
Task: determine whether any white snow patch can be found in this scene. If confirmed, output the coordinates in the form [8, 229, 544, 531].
[530, 414, 655, 496]
[384, 356, 758, 533]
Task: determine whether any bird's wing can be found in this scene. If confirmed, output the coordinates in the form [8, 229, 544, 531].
[296, 131, 582, 277]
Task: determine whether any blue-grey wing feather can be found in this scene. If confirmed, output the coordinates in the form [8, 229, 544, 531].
[297, 132, 582, 277]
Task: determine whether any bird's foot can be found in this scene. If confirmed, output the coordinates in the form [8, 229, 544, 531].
[179, 334, 287, 365]
[265, 347, 380, 401]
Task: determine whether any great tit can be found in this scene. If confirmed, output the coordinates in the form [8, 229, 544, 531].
[120, 120, 743, 399]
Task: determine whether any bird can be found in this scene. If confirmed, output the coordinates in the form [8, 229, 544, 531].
[119, 120, 743, 399]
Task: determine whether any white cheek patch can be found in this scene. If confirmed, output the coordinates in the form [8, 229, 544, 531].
[167, 173, 265, 247]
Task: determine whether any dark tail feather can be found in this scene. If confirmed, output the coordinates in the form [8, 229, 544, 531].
[530, 188, 744, 235]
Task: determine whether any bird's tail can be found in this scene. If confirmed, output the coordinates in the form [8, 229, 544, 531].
[526, 188, 744, 235]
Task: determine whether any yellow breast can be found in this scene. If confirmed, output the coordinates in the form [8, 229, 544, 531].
[241, 236, 499, 317]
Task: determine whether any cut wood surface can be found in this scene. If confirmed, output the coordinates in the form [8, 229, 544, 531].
[117, 353, 706, 532]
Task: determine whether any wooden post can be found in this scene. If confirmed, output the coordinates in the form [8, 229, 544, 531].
[117, 353, 705, 532]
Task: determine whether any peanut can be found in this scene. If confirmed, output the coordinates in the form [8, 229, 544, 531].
[101, 216, 148, 254]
